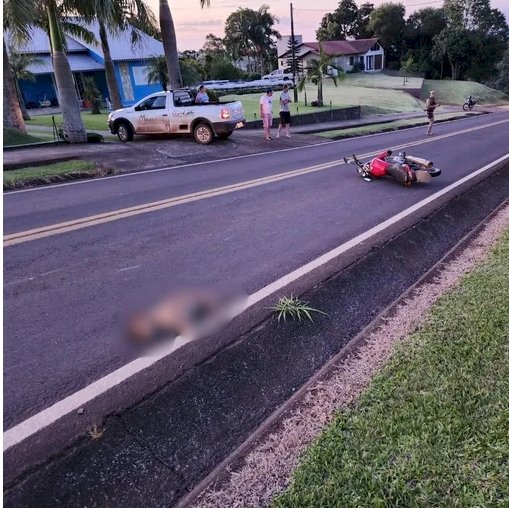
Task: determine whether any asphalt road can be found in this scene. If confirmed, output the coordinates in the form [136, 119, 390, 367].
[4, 112, 509, 430]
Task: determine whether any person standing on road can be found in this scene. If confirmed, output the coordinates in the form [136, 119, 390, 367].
[260, 88, 274, 140]
[276, 84, 292, 139]
[425, 90, 439, 136]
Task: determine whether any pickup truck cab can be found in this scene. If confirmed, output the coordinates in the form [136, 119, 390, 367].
[108, 90, 245, 144]
[262, 69, 293, 81]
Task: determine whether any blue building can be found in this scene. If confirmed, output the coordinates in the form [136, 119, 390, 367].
[5, 22, 165, 109]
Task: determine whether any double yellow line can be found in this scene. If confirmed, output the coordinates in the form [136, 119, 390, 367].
[4, 118, 508, 247]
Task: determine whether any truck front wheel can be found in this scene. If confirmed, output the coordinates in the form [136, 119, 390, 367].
[194, 123, 214, 145]
[117, 121, 134, 143]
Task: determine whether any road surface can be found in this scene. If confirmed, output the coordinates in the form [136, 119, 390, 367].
[4, 112, 509, 433]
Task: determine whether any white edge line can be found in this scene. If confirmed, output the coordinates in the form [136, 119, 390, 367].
[4, 152, 509, 452]
[4, 113, 501, 196]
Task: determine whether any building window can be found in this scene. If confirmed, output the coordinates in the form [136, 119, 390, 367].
[371, 43, 380, 51]
[349, 56, 354, 66]
[366, 55, 373, 70]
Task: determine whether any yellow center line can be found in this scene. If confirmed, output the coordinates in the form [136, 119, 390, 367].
[4, 118, 508, 247]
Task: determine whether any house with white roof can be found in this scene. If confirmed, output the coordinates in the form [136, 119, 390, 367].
[278, 36, 385, 74]
[4, 22, 165, 108]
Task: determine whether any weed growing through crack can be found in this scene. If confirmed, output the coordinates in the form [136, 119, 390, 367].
[88, 424, 105, 440]
[271, 296, 326, 323]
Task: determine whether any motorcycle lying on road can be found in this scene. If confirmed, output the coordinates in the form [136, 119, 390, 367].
[463, 96, 476, 111]
[344, 150, 442, 186]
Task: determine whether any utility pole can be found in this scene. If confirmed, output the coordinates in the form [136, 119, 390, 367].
[290, 2, 298, 103]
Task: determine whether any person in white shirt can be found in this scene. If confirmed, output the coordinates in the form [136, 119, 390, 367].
[276, 84, 292, 139]
[259, 88, 274, 140]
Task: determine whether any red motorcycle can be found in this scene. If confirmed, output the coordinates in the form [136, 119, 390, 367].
[344, 150, 441, 186]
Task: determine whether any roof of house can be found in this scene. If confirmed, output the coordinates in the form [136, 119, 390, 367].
[4, 20, 164, 63]
[26, 54, 105, 75]
[279, 38, 381, 59]
[70, 20, 164, 62]
[4, 27, 88, 54]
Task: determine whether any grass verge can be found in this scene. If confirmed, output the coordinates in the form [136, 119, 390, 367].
[3, 128, 48, 147]
[316, 111, 476, 139]
[3, 160, 114, 190]
[27, 113, 110, 131]
[274, 228, 509, 507]
[422, 79, 509, 105]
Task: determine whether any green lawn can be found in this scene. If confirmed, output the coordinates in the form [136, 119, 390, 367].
[27, 113, 110, 131]
[223, 81, 424, 121]
[422, 79, 509, 105]
[317, 112, 475, 139]
[344, 72, 424, 90]
[4, 160, 96, 187]
[275, 229, 509, 507]
[3, 127, 48, 147]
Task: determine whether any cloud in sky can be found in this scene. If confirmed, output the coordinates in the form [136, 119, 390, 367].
[146, 0, 509, 50]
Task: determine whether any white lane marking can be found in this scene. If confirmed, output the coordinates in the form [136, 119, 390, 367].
[5, 118, 509, 247]
[118, 265, 141, 272]
[4, 114, 507, 196]
[4, 153, 509, 452]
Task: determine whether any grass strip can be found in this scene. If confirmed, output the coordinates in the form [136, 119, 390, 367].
[4, 160, 96, 186]
[27, 113, 110, 131]
[275, 229, 509, 508]
[3, 128, 48, 147]
[317, 112, 475, 139]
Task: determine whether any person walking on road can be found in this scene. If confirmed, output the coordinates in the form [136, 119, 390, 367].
[276, 84, 292, 139]
[260, 88, 274, 140]
[425, 90, 439, 136]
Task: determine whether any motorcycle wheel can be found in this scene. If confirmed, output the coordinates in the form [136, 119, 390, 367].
[462, 103, 470, 111]
[429, 167, 441, 177]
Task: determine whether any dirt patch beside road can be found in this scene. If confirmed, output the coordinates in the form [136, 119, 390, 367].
[3, 130, 325, 185]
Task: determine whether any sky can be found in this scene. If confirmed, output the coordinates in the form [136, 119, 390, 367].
[146, 0, 509, 50]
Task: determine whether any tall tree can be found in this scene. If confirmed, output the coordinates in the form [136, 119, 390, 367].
[357, 2, 375, 38]
[3, 39, 26, 132]
[405, 7, 447, 76]
[224, 5, 280, 74]
[317, 0, 359, 41]
[367, 2, 406, 67]
[159, 0, 209, 90]
[431, 0, 508, 80]
[8, 49, 44, 120]
[285, 36, 303, 76]
[298, 43, 345, 105]
[3, 0, 34, 132]
[46, 0, 87, 142]
[79, 0, 156, 111]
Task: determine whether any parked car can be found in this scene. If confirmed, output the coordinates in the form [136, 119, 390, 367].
[262, 69, 293, 81]
[108, 90, 246, 144]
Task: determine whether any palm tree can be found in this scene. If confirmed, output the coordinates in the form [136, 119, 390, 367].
[3, 0, 33, 132]
[298, 43, 345, 106]
[8, 49, 44, 120]
[46, 0, 88, 143]
[146, 55, 168, 91]
[3, 38, 26, 132]
[78, 0, 156, 111]
[159, 0, 210, 90]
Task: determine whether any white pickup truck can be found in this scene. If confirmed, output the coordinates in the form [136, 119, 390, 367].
[108, 90, 246, 144]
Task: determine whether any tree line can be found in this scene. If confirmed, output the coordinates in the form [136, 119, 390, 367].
[319, 0, 508, 84]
